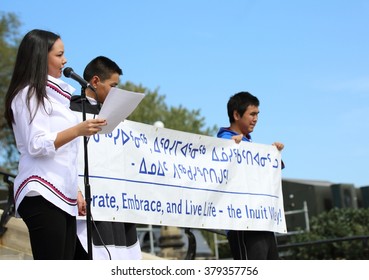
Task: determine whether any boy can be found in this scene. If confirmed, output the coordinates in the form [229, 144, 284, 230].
[71, 56, 141, 260]
[217, 91, 284, 260]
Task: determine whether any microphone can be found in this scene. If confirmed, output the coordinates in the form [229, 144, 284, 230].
[63, 67, 100, 110]
[63, 67, 90, 88]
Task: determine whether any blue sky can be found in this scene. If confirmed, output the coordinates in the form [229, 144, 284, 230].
[2, 0, 369, 187]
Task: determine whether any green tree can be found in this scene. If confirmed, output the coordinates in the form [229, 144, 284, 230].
[0, 12, 21, 172]
[284, 208, 369, 260]
[123, 81, 217, 136]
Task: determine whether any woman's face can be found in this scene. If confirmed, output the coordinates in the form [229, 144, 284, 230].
[48, 38, 67, 78]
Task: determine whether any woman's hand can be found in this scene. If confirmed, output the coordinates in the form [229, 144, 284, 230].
[77, 191, 86, 216]
[77, 118, 107, 137]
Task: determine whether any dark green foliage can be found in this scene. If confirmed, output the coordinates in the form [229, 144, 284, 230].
[0, 12, 21, 172]
[284, 208, 369, 259]
[123, 81, 218, 136]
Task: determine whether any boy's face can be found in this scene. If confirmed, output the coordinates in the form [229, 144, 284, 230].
[233, 105, 259, 136]
[95, 72, 120, 103]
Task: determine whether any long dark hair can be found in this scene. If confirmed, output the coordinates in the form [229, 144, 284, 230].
[4, 29, 60, 127]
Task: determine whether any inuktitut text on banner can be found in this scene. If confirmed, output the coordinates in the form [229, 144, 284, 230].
[77, 118, 287, 233]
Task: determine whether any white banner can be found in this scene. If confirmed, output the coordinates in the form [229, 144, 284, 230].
[77, 117, 287, 233]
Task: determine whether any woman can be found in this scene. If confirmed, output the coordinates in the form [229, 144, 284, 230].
[4, 29, 106, 259]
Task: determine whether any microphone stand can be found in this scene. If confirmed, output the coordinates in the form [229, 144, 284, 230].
[80, 86, 93, 260]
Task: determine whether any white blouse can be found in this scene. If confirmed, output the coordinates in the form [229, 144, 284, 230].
[11, 75, 80, 217]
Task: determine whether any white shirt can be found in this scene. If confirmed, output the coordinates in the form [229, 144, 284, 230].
[12, 76, 80, 217]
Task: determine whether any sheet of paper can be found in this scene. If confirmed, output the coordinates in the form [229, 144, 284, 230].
[97, 87, 145, 134]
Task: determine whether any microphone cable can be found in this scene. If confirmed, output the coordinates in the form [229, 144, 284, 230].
[83, 93, 110, 259]
[90, 212, 112, 260]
